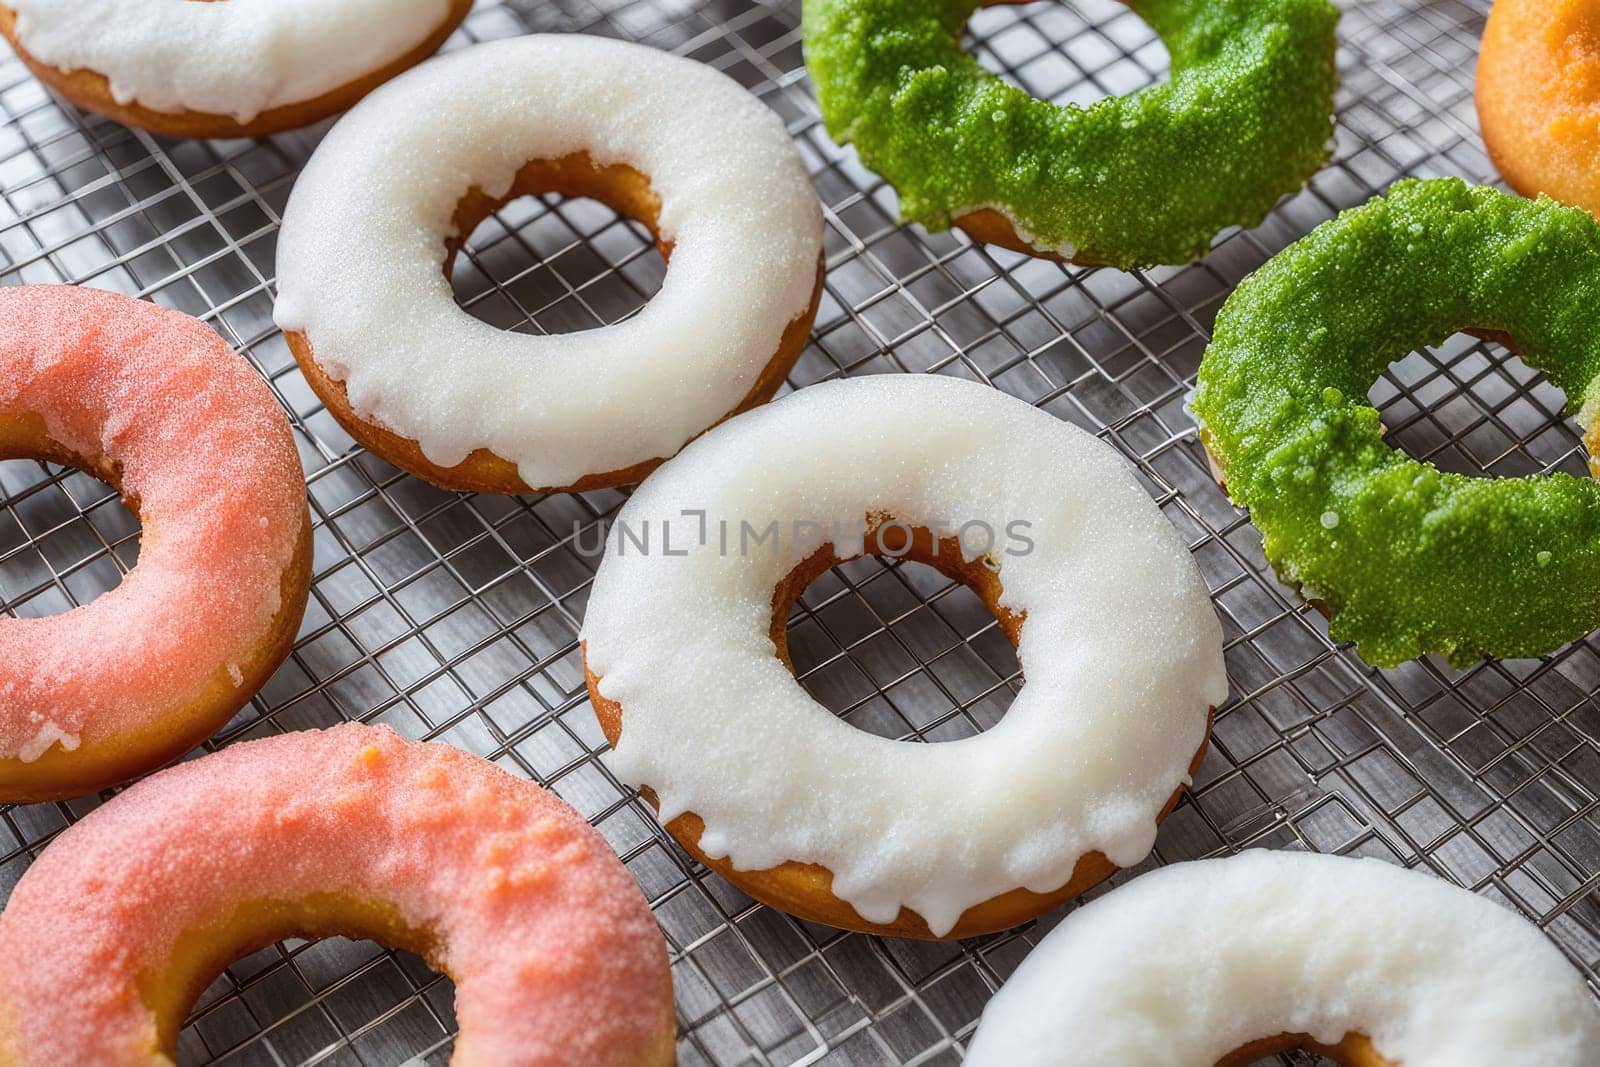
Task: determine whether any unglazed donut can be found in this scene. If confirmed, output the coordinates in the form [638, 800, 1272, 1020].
[1478, 0, 1600, 219]
[0, 0, 471, 139]
[274, 35, 825, 496]
[0, 723, 675, 1065]
[0, 285, 309, 803]
[582, 375, 1229, 939]
[965, 850, 1600, 1066]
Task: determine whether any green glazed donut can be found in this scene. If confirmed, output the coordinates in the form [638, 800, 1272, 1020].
[802, 0, 1339, 269]
[1192, 178, 1600, 668]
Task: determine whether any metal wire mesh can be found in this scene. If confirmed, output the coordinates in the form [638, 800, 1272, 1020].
[2, 0, 1597, 1063]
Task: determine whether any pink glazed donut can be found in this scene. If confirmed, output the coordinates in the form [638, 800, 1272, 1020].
[0, 723, 677, 1065]
[0, 285, 310, 802]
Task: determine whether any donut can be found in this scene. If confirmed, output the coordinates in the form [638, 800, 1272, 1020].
[0, 285, 310, 803]
[1478, 0, 1600, 219]
[273, 35, 825, 496]
[0, 723, 675, 1065]
[1191, 177, 1600, 668]
[0, 0, 471, 139]
[802, 0, 1339, 268]
[964, 850, 1600, 1065]
[581, 374, 1229, 939]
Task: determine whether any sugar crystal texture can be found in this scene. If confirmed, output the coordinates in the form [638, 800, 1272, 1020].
[802, 0, 1338, 267]
[1478, 0, 1600, 218]
[0, 723, 674, 1065]
[1192, 178, 1600, 666]
[0, 285, 305, 764]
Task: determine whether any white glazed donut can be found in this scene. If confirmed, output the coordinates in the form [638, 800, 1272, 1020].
[0, 0, 471, 137]
[274, 35, 825, 496]
[965, 850, 1600, 1066]
[581, 374, 1229, 939]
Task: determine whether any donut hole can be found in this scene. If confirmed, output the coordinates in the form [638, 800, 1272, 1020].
[774, 521, 1022, 742]
[154, 896, 451, 1062]
[446, 153, 668, 337]
[968, 0, 1169, 109]
[1219, 1030, 1389, 1067]
[176, 936, 451, 1062]
[1367, 331, 1585, 480]
[0, 454, 140, 617]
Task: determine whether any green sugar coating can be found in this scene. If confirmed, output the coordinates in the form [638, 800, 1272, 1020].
[1192, 178, 1600, 667]
[802, 0, 1338, 268]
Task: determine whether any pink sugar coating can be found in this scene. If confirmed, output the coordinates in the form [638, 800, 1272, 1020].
[0, 285, 306, 763]
[0, 723, 675, 1064]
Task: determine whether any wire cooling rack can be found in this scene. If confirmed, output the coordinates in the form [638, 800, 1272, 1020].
[2, 0, 1597, 1063]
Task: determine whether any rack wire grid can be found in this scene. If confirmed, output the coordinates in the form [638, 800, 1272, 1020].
[0, 0, 1597, 1064]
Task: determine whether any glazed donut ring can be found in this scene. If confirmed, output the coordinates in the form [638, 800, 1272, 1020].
[274, 35, 825, 496]
[1477, 0, 1600, 220]
[1192, 178, 1600, 667]
[965, 850, 1600, 1065]
[0, 0, 471, 139]
[0, 723, 676, 1065]
[582, 375, 1228, 939]
[803, 0, 1339, 267]
[0, 286, 310, 803]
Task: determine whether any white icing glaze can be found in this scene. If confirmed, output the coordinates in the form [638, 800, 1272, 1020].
[581, 375, 1229, 936]
[965, 850, 1600, 1065]
[273, 35, 823, 490]
[18, 723, 78, 764]
[9, 0, 456, 121]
